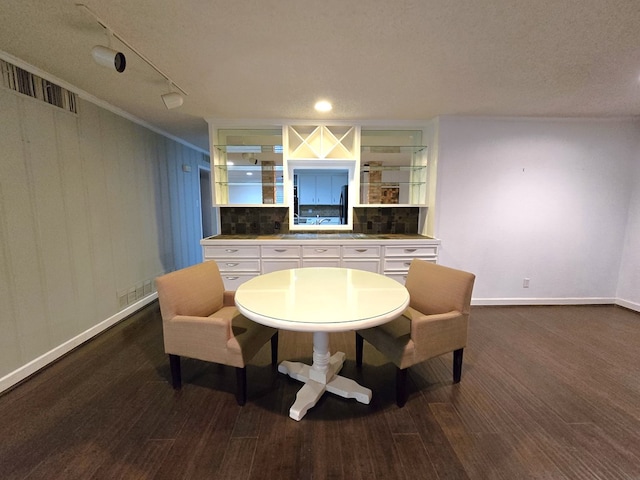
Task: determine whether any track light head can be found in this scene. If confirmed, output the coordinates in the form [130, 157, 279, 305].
[91, 45, 126, 73]
[161, 91, 184, 109]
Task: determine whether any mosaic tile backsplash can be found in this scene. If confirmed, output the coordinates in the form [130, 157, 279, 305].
[218, 207, 419, 235]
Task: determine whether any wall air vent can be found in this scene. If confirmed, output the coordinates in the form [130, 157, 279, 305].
[1, 60, 77, 114]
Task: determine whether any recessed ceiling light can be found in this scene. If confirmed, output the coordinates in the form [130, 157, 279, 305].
[314, 100, 332, 112]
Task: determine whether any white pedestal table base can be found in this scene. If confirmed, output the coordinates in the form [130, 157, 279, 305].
[277, 332, 372, 421]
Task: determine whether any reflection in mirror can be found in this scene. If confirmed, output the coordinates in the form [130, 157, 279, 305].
[214, 129, 283, 205]
[292, 168, 350, 227]
[222, 148, 283, 205]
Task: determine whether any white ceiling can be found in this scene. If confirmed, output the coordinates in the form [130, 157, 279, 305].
[2, 0, 640, 152]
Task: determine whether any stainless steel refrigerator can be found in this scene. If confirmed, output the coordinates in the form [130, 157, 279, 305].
[339, 185, 348, 224]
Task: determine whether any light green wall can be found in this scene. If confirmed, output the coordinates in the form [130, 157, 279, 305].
[0, 88, 209, 383]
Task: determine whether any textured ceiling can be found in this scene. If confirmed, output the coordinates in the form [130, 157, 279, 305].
[1, 0, 640, 151]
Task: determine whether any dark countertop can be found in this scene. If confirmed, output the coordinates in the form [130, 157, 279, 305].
[203, 233, 436, 241]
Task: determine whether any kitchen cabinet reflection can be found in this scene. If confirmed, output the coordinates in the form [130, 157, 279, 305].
[293, 168, 348, 225]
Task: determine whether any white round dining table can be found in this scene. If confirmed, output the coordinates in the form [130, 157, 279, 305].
[235, 267, 410, 421]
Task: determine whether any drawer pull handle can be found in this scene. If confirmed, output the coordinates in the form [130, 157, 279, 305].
[404, 262, 412, 266]
[225, 249, 238, 253]
[404, 248, 417, 253]
[355, 249, 368, 253]
[225, 276, 239, 280]
[315, 249, 328, 253]
[275, 249, 287, 253]
[225, 262, 239, 267]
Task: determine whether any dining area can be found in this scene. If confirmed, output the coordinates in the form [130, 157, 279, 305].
[155, 259, 475, 421]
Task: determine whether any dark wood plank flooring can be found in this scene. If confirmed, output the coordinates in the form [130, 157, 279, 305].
[1, 303, 639, 479]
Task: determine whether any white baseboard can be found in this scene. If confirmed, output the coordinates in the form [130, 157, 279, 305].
[0, 293, 158, 394]
[615, 298, 640, 313]
[471, 297, 616, 306]
[472, 296, 640, 314]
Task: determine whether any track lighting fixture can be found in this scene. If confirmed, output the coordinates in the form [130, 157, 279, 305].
[91, 45, 126, 73]
[161, 83, 184, 109]
[161, 92, 183, 109]
[77, 3, 187, 108]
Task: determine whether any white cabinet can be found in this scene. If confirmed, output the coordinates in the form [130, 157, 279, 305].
[201, 237, 440, 289]
[383, 244, 438, 284]
[202, 245, 260, 289]
[298, 173, 347, 205]
[300, 174, 331, 204]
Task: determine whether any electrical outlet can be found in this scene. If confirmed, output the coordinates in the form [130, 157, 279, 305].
[523, 278, 530, 288]
[118, 291, 128, 309]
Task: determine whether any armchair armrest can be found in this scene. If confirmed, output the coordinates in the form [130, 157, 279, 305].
[409, 309, 468, 359]
[163, 314, 232, 362]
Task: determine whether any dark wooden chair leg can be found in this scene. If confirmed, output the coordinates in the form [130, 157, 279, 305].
[235, 367, 247, 406]
[355, 332, 364, 367]
[453, 348, 464, 383]
[396, 367, 408, 407]
[270, 331, 279, 368]
[169, 354, 181, 389]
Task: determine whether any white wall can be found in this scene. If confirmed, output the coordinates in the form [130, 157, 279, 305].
[0, 88, 209, 390]
[616, 137, 640, 310]
[434, 116, 638, 305]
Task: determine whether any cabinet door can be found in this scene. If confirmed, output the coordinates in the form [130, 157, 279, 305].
[298, 175, 316, 204]
[315, 175, 332, 204]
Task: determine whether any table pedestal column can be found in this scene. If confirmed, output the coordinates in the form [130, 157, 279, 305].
[278, 331, 372, 421]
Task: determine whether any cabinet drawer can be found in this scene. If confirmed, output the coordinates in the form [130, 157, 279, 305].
[383, 258, 414, 271]
[219, 273, 258, 290]
[384, 257, 437, 271]
[302, 259, 341, 268]
[216, 259, 260, 272]
[301, 245, 341, 258]
[262, 259, 301, 273]
[342, 259, 381, 273]
[342, 245, 381, 258]
[261, 245, 301, 258]
[203, 245, 260, 258]
[384, 244, 438, 257]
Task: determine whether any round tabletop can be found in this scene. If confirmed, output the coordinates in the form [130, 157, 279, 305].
[234, 267, 410, 332]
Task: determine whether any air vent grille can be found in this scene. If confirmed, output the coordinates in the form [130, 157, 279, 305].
[1, 59, 77, 114]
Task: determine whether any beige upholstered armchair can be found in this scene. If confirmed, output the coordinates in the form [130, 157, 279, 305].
[156, 261, 278, 405]
[356, 259, 475, 407]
